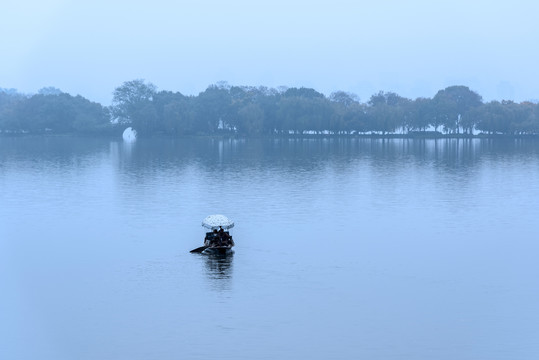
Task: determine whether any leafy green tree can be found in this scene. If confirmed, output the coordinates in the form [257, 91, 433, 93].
[38, 87, 64, 96]
[277, 94, 332, 134]
[236, 103, 265, 134]
[194, 85, 233, 133]
[346, 103, 369, 134]
[366, 91, 410, 134]
[70, 95, 111, 133]
[154, 92, 196, 135]
[257, 89, 280, 134]
[484, 100, 539, 135]
[162, 99, 196, 135]
[111, 79, 156, 124]
[513, 102, 539, 134]
[9, 93, 109, 133]
[329, 91, 362, 134]
[152, 91, 192, 134]
[329, 91, 359, 107]
[283, 87, 325, 99]
[0, 91, 25, 131]
[432, 86, 482, 134]
[474, 101, 504, 134]
[408, 97, 433, 132]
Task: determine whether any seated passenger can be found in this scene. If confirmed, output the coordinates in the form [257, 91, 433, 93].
[217, 227, 226, 245]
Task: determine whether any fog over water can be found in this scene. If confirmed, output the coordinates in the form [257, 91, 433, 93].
[4, 1, 539, 357]
[1, 137, 538, 359]
[2, 1, 539, 103]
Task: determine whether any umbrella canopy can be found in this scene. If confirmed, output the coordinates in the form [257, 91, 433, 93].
[202, 214, 234, 230]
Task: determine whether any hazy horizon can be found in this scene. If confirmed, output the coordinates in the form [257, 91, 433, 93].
[2, 0, 539, 105]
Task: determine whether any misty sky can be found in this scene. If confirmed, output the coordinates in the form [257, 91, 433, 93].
[2, 0, 538, 104]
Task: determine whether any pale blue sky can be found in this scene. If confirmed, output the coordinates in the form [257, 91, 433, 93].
[2, 0, 538, 104]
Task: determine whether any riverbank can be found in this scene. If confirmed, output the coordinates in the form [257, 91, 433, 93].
[2, 131, 539, 140]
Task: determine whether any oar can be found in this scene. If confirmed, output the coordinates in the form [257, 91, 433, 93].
[190, 245, 208, 253]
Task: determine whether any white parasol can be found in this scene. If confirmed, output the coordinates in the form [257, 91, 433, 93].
[201, 214, 234, 230]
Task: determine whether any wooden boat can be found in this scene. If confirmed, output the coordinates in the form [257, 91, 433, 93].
[190, 214, 235, 253]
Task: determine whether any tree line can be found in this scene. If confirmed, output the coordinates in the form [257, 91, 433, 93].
[1, 81, 539, 136]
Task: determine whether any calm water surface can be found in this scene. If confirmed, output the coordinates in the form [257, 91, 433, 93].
[1, 137, 539, 360]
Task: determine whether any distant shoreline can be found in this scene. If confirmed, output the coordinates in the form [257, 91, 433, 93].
[2, 83, 539, 137]
[2, 132, 539, 140]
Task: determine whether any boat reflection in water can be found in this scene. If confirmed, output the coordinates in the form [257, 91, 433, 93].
[203, 251, 234, 291]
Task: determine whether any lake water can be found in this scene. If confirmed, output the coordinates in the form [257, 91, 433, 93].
[1, 136, 539, 360]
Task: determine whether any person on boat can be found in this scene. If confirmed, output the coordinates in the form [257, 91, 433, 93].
[217, 226, 224, 245]
[211, 228, 219, 246]
[218, 226, 232, 246]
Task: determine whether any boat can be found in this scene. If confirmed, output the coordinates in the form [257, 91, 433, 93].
[190, 214, 235, 254]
